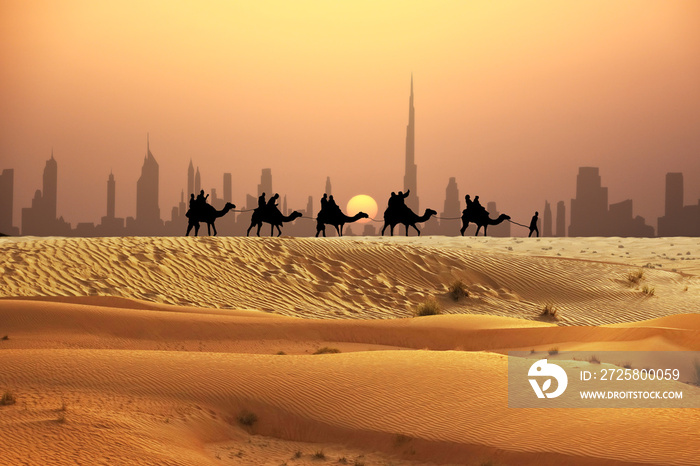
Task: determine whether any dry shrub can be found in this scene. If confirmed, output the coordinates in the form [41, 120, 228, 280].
[237, 409, 258, 427]
[413, 298, 441, 317]
[448, 279, 469, 301]
[1, 390, 16, 406]
[313, 347, 341, 355]
[540, 304, 559, 321]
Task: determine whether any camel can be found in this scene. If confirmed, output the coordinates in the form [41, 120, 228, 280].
[186, 202, 235, 237]
[460, 210, 511, 236]
[381, 208, 437, 236]
[246, 209, 303, 237]
[316, 211, 369, 237]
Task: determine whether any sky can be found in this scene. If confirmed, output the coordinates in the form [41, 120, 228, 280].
[1, 0, 699, 234]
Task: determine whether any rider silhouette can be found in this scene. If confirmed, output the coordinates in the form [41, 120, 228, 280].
[196, 190, 209, 208]
[258, 192, 266, 209]
[267, 193, 280, 211]
[328, 195, 341, 214]
[473, 195, 488, 216]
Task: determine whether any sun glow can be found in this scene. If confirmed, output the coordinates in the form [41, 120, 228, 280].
[346, 195, 378, 224]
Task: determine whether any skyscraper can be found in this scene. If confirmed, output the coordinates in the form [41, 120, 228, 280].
[543, 201, 552, 237]
[258, 168, 272, 196]
[43, 151, 58, 221]
[556, 201, 566, 237]
[188, 160, 195, 196]
[195, 167, 201, 194]
[107, 171, 116, 219]
[22, 151, 68, 236]
[569, 167, 608, 236]
[0, 168, 17, 235]
[135, 134, 161, 231]
[569, 166, 653, 237]
[403, 75, 419, 212]
[223, 173, 232, 203]
[325, 176, 332, 196]
[99, 170, 124, 234]
[440, 177, 460, 234]
[658, 172, 700, 236]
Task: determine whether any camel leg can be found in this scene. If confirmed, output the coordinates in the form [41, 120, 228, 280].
[194, 223, 200, 237]
[211, 222, 217, 236]
[336, 225, 342, 236]
[412, 224, 421, 236]
[207, 223, 212, 236]
[483, 225, 487, 236]
[474, 225, 481, 236]
[246, 223, 253, 237]
[186, 222, 193, 236]
[270, 224, 275, 237]
[381, 224, 388, 236]
[405, 224, 409, 236]
[390, 225, 395, 236]
[460, 222, 468, 236]
[275, 225, 282, 237]
[256, 223, 262, 237]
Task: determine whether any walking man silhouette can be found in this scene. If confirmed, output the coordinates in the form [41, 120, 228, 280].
[529, 211, 539, 238]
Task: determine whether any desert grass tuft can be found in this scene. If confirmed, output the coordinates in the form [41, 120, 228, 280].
[627, 269, 644, 286]
[413, 297, 441, 317]
[275, 351, 287, 355]
[641, 285, 655, 296]
[588, 355, 601, 364]
[293, 450, 303, 459]
[1, 390, 16, 406]
[1, 335, 8, 341]
[312, 450, 326, 459]
[548, 347, 559, 356]
[56, 412, 66, 423]
[313, 347, 341, 355]
[447, 279, 469, 301]
[237, 409, 258, 427]
[540, 303, 559, 321]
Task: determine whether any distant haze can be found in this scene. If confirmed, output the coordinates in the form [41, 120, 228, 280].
[2, 1, 699, 232]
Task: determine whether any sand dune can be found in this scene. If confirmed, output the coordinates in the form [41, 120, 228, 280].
[1, 236, 700, 465]
[1, 236, 698, 325]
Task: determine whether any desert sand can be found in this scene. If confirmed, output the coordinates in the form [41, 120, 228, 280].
[1, 235, 699, 465]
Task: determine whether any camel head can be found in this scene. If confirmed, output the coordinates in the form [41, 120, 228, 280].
[425, 209, 437, 218]
[498, 214, 511, 221]
[224, 202, 236, 210]
[357, 212, 369, 219]
[289, 211, 303, 220]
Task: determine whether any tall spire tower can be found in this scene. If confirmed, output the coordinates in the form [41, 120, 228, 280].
[403, 74, 419, 212]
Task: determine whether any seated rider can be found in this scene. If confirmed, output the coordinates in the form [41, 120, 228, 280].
[196, 190, 209, 208]
[328, 195, 341, 215]
[464, 194, 473, 213]
[266, 193, 280, 214]
[473, 195, 488, 216]
[258, 192, 266, 210]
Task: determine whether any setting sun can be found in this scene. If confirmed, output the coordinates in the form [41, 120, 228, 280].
[346, 195, 378, 223]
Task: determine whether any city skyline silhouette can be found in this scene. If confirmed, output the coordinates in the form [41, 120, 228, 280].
[1, 2, 699, 235]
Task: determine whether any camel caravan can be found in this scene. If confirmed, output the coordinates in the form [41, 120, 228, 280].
[185, 189, 512, 237]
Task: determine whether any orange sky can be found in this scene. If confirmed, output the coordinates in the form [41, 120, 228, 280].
[1, 0, 699, 233]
